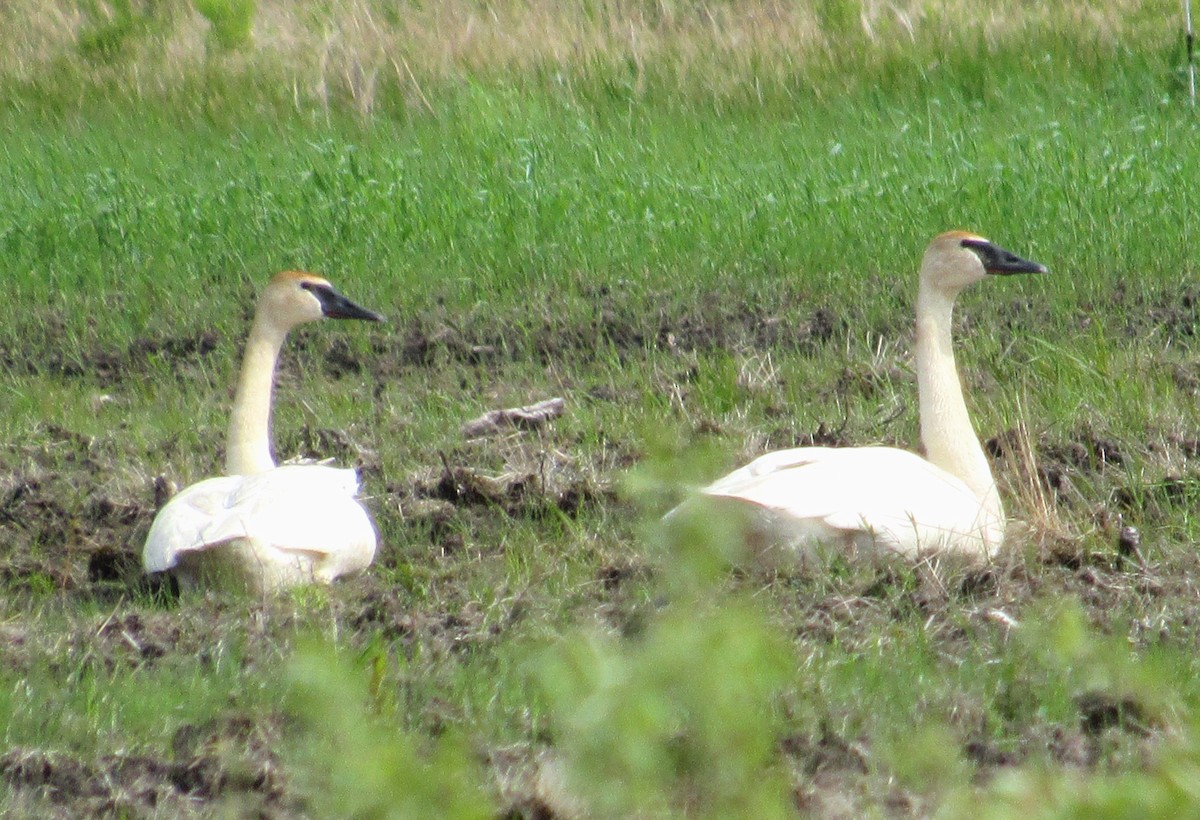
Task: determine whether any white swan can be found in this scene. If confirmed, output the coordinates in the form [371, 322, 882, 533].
[143, 271, 384, 592]
[676, 231, 1047, 560]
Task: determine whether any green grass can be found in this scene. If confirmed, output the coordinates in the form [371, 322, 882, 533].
[3, 1, 1200, 815]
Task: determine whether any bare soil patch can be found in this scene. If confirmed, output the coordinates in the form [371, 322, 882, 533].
[1, 713, 294, 818]
[6, 293, 1200, 815]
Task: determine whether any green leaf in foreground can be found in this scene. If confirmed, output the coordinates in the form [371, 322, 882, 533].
[537, 601, 795, 818]
[537, 472, 796, 818]
[194, 0, 255, 50]
[286, 640, 492, 819]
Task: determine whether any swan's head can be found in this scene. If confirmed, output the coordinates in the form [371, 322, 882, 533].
[921, 231, 1047, 293]
[258, 271, 385, 330]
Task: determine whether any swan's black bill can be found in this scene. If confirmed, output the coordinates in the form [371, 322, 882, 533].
[961, 238, 1048, 276]
[310, 284, 386, 322]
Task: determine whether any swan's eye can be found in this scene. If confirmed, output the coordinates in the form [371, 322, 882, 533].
[299, 281, 314, 291]
[959, 238, 992, 265]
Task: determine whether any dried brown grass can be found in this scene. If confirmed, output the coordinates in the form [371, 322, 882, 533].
[0, 0, 1173, 111]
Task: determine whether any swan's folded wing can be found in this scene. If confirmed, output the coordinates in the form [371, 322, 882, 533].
[142, 475, 246, 572]
[203, 465, 375, 564]
[699, 447, 842, 496]
[699, 447, 990, 553]
[143, 466, 376, 573]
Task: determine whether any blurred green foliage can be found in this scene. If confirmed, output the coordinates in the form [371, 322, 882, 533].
[194, 0, 255, 50]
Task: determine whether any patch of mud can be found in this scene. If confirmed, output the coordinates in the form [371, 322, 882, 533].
[780, 726, 869, 778]
[352, 582, 520, 660]
[983, 424, 1186, 536]
[0, 477, 150, 593]
[126, 331, 220, 368]
[588, 559, 658, 639]
[0, 330, 220, 386]
[1106, 281, 1200, 343]
[782, 726, 905, 818]
[4, 323, 393, 390]
[987, 425, 1126, 506]
[383, 465, 609, 562]
[963, 737, 1021, 770]
[489, 744, 585, 820]
[89, 611, 182, 667]
[387, 448, 619, 540]
[365, 295, 849, 379]
[782, 556, 997, 650]
[321, 336, 371, 376]
[1045, 725, 1094, 768]
[0, 465, 153, 595]
[961, 724, 1121, 784]
[1114, 475, 1200, 516]
[596, 561, 651, 592]
[424, 465, 612, 519]
[1075, 691, 1153, 738]
[0, 713, 294, 817]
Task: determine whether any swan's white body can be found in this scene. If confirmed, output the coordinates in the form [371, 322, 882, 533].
[697, 447, 1001, 556]
[143, 465, 376, 590]
[143, 271, 384, 592]
[683, 232, 1047, 560]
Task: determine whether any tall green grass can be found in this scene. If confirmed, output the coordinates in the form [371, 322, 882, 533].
[3, 1, 1200, 815]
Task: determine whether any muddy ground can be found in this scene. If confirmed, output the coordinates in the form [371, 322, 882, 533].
[4, 295, 1200, 817]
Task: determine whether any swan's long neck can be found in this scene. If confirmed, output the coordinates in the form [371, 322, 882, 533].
[914, 283, 1002, 518]
[225, 315, 289, 475]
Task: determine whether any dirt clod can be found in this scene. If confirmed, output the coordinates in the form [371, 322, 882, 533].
[1075, 692, 1151, 737]
[0, 712, 292, 815]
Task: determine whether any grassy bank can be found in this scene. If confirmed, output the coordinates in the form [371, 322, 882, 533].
[2, 1, 1200, 816]
[0, 0, 1191, 115]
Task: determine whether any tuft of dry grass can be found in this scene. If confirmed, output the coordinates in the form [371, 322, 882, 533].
[0, 0, 1178, 112]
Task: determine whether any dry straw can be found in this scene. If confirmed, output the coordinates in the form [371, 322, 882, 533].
[0, 1, 1168, 112]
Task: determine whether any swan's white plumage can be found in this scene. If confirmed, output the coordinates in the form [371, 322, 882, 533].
[698, 447, 999, 556]
[143, 271, 383, 592]
[143, 465, 376, 588]
[675, 231, 1046, 561]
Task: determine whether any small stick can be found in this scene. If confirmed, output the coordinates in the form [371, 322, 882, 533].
[461, 397, 566, 438]
[1188, 0, 1197, 106]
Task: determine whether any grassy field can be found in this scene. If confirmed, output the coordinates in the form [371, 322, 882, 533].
[2, 0, 1200, 816]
